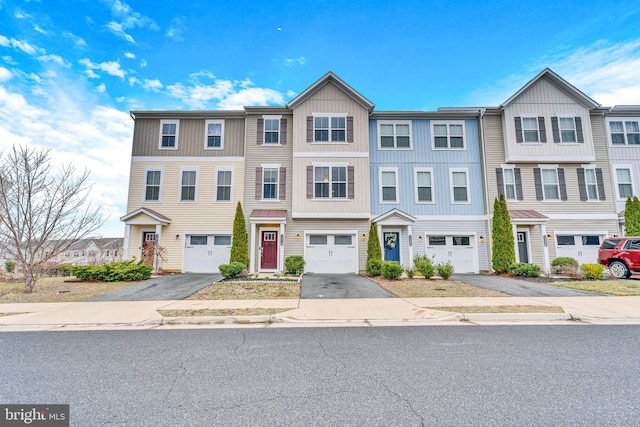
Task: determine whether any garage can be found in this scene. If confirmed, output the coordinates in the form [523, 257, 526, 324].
[555, 234, 602, 265]
[425, 234, 478, 274]
[183, 234, 232, 273]
[305, 233, 358, 273]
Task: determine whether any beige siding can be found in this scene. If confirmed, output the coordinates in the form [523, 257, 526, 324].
[132, 118, 245, 157]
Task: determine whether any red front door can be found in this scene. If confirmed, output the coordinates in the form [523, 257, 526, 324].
[260, 231, 278, 270]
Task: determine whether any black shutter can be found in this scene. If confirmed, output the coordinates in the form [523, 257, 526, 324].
[347, 117, 354, 143]
[577, 168, 588, 201]
[538, 117, 547, 142]
[533, 168, 543, 200]
[279, 168, 286, 200]
[306, 166, 313, 198]
[496, 168, 505, 196]
[280, 118, 287, 145]
[558, 168, 567, 201]
[575, 117, 584, 143]
[596, 168, 606, 200]
[257, 119, 263, 145]
[514, 168, 523, 200]
[255, 167, 262, 199]
[306, 116, 313, 142]
[551, 117, 560, 143]
[514, 117, 523, 143]
[348, 166, 354, 199]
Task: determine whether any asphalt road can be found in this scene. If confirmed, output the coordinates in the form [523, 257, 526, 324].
[300, 273, 396, 298]
[1, 326, 639, 426]
[87, 273, 221, 301]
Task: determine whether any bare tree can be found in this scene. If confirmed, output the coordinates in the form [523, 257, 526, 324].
[0, 145, 105, 293]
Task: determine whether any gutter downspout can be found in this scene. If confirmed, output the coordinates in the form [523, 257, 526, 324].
[478, 108, 492, 272]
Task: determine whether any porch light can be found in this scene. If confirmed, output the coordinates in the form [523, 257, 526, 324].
[479, 236, 485, 243]
[361, 233, 367, 240]
[295, 233, 301, 239]
[417, 236, 423, 242]
[546, 234, 553, 241]
[175, 234, 180, 240]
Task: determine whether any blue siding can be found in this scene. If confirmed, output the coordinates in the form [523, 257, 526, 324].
[369, 118, 484, 216]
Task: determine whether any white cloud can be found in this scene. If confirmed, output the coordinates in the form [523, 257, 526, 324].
[0, 35, 45, 55]
[33, 24, 48, 35]
[166, 16, 185, 42]
[63, 32, 88, 48]
[96, 83, 107, 93]
[37, 54, 70, 67]
[139, 59, 147, 68]
[101, 0, 158, 44]
[142, 78, 162, 92]
[105, 21, 135, 43]
[0, 67, 12, 82]
[79, 58, 126, 79]
[285, 56, 305, 66]
[124, 52, 135, 59]
[218, 87, 286, 109]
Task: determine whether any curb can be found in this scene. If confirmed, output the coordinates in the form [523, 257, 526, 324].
[460, 312, 576, 323]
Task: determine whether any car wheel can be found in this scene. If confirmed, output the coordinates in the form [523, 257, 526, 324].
[608, 260, 631, 279]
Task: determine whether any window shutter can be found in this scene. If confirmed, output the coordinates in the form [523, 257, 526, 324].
[306, 116, 313, 142]
[538, 117, 547, 142]
[496, 168, 505, 196]
[255, 167, 263, 199]
[551, 117, 560, 143]
[575, 117, 584, 143]
[279, 168, 286, 200]
[348, 166, 355, 199]
[533, 168, 543, 200]
[514, 117, 523, 143]
[257, 119, 264, 145]
[596, 168, 606, 200]
[514, 168, 523, 200]
[558, 168, 567, 200]
[280, 118, 287, 145]
[306, 166, 313, 198]
[577, 168, 588, 201]
[347, 117, 354, 142]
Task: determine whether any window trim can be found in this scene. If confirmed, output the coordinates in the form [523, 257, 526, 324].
[540, 167, 561, 201]
[159, 120, 179, 150]
[215, 167, 234, 202]
[312, 113, 348, 144]
[179, 167, 198, 203]
[378, 120, 412, 150]
[379, 167, 399, 204]
[312, 163, 348, 199]
[607, 117, 640, 146]
[204, 119, 224, 150]
[262, 115, 282, 145]
[501, 166, 517, 201]
[557, 116, 577, 143]
[414, 167, 434, 204]
[143, 167, 163, 202]
[449, 167, 470, 204]
[261, 164, 280, 201]
[614, 165, 634, 200]
[583, 167, 599, 201]
[432, 120, 466, 150]
[520, 116, 543, 143]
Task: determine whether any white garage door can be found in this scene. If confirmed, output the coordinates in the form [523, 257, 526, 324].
[555, 234, 601, 265]
[426, 235, 477, 274]
[305, 233, 358, 273]
[183, 235, 231, 273]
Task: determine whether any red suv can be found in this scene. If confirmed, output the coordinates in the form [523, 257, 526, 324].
[597, 237, 640, 278]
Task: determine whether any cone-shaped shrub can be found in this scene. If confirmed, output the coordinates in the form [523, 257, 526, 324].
[230, 202, 249, 266]
[492, 193, 515, 273]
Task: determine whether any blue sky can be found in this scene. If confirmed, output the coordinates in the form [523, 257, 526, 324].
[1, 0, 640, 237]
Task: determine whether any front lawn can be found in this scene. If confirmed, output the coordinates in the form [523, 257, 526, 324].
[0, 276, 138, 303]
[546, 280, 640, 296]
[372, 277, 508, 298]
[187, 280, 300, 300]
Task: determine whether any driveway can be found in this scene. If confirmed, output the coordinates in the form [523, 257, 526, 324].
[452, 274, 605, 297]
[87, 273, 221, 301]
[300, 274, 396, 299]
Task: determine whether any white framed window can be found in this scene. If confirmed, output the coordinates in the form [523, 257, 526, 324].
[314, 114, 346, 143]
[450, 168, 469, 203]
[558, 117, 577, 143]
[615, 167, 634, 199]
[522, 117, 541, 142]
[414, 168, 433, 203]
[433, 121, 465, 149]
[159, 120, 179, 149]
[378, 121, 412, 149]
[584, 168, 599, 201]
[204, 120, 224, 149]
[541, 168, 560, 200]
[180, 169, 197, 202]
[379, 168, 398, 203]
[262, 167, 279, 200]
[609, 119, 640, 145]
[215, 169, 233, 201]
[264, 116, 281, 144]
[314, 165, 347, 198]
[144, 168, 163, 202]
[502, 167, 517, 200]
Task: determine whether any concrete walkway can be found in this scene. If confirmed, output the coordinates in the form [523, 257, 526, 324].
[452, 274, 604, 297]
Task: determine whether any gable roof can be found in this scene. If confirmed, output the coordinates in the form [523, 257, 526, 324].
[286, 71, 375, 112]
[120, 207, 172, 224]
[501, 68, 600, 110]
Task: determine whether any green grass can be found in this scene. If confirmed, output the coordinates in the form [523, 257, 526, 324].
[547, 280, 640, 296]
[429, 305, 565, 314]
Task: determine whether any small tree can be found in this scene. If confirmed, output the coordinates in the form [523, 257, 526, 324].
[230, 202, 249, 266]
[367, 222, 382, 262]
[0, 145, 104, 293]
[624, 196, 640, 236]
[492, 193, 515, 273]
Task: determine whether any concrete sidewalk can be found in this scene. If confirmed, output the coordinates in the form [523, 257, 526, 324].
[1, 296, 640, 331]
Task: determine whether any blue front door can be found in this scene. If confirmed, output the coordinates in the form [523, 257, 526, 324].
[384, 232, 400, 262]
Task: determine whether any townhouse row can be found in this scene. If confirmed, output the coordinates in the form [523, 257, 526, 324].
[120, 69, 640, 275]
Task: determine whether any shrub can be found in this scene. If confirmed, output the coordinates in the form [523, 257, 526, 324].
[71, 264, 103, 281]
[366, 259, 383, 277]
[4, 261, 15, 273]
[218, 261, 246, 279]
[558, 264, 584, 280]
[284, 255, 305, 275]
[492, 193, 516, 273]
[366, 222, 382, 263]
[580, 263, 605, 280]
[71, 260, 152, 282]
[551, 257, 579, 273]
[508, 262, 541, 277]
[230, 202, 249, 266]
[404, 266, 415, 278]
[414, 255, 435, 279]
[381, 261, 404, 279]
[435, 261, 455, 280]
